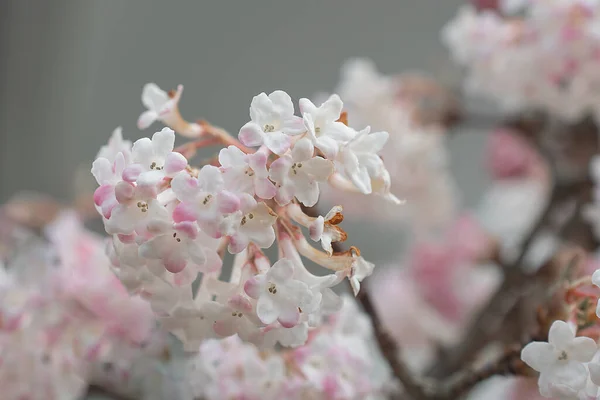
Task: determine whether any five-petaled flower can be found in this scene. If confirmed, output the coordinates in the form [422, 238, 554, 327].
[238, 91, 305, 155]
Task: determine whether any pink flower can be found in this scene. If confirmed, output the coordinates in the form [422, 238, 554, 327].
[487, 128, 538, 180]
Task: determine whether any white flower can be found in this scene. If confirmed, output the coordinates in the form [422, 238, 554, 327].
[137, 83, 182, 129]
[123, 128, 188, 189]
[521, 320, 597, 397]
[220, 195, 277, 253]
[238, 91, 305, 155]
[91, 152, 129, 219]
[308, 206, 347, 256]
[219, 146, 276, 199]
[139, 220, 221, 274]
[95, 127, 132, 162]
[263, 322, 309, 348]
[211, 295, 261, 342]
[269, 138, 333, 206]
[336, 126, 389, 195]
[171, 166, 240, 237]
[244, 259, 318, 327]
[106, 194, 169, 235]
[299, 94, 355, 158]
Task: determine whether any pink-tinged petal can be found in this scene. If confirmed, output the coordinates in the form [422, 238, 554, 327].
[117, 234, 136, 244]
[263, 132, 292, 155]
[247, 225, 276, 249]
[269, 156, 292, 183]
[172, 202, 197, 223]
[278, 304, 300, 328]
[238, 193, 258, 213]
[244, 277, 263, 299]
[274, 184, 295, 206]
[137, 110, 158, 129]
[269, 259, 294, 282]
[217, 190, 240, 213]
[254, 178, 277, 200]
[94, 184, 114, 207]
[174, 221, 198, 239]
[202, 249, 222, 273]
[292, 138, 315, 162]
[164, 152, 187, 175]
[100, 199, 117, 219]
[309, 216, 325, 241]
[114, 181, 136, 203]
[122, 164, 145, 183]
[165, 253, 187, 273]
[228, 233, 250, 254]
[171, 172, 199, 202]
[213, 319, 237, 337]
[248, 151, 269, 176]
[256, 295, 278, 325]
[228, 295, 253, 313]
[91, 158, 113, 185]
[239, 122, 265, 147]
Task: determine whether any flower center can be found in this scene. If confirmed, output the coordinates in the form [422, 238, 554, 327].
[263, 124, 275, 133]
[240, 213, 254, 226]
[243, 167, 255, 177]
[291, 162, 303, 175]
[231, 311, 243, 318]
[172, 232, 182, 243]
[136, 201, 149, 213]
[315, 126, 321, 134]
[149, 161, 164, 170]
[558, 350, 568, 361]
[267, 283, 277, 294]
[202, 194, 213, 205]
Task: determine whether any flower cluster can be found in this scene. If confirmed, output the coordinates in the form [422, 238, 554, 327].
[184, 296, 393, 400]
[0, 206, 170, 400]
[92, 84, 397, 349]
[444, 0, 600, 123]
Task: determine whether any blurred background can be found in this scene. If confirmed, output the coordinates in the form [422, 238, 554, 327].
[0, 0, 490, 211]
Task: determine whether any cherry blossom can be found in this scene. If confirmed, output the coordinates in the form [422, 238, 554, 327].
[219, 146, 277, 199]
[269, 138, 333, 206]
[299, 94, 355, 158]
[238, 90, 305, 155]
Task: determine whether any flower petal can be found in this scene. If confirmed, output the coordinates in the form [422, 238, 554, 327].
[239, 122, 265, 147]
[549, 320, 575, 349]
[254, 178, 277, 200]
[256, 295, 278, 325]
[164, 152, 187, 176]
[269, 259, 294, 282]
[521, 341, 556, 372]
[264, 131, 292, 155]
[141, 82, 169, 111]
[568, 337, 597, 362]
[152, 128, 176, 158]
